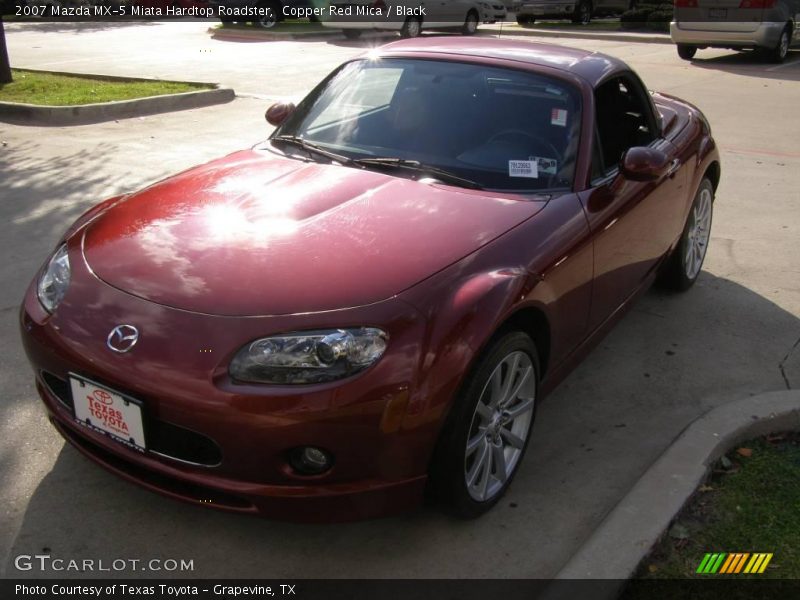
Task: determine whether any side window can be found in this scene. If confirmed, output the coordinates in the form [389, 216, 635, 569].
[593, 75, 656, 178]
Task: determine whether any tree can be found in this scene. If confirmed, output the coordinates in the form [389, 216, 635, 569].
[0, 17, 11, 84]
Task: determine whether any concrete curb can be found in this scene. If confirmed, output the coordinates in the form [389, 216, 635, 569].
[208, 23, 672, 45]
[546, 390, 800, 594]
[482, 24, 672, 44]
[0, 72, 235, 126]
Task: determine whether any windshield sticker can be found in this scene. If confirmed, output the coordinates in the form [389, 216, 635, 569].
[551, 108, 568, 127]
[530, 156, 558, 175]
[509, 160, 539, 179]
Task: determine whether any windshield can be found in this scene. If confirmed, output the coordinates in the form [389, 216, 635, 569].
[273, 58, 582, 192]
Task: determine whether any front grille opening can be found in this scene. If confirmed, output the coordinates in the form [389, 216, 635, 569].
[41, 371, 223, 467]
[53, 419, 254, 511]
[149, 421, 222, 467]
[42, 371, 73, 409]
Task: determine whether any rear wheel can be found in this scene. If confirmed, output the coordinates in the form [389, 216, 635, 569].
[401, 16, 422, 38]
[658, 178, 714, 291]
[764, 26, 790, 63]
[255, 1, 280, 29]
[429, 331, 539, 518]
[462, 9, 479, 35]
[516, 14, 535, 27]
[677, 44, 697, 60]
[343, 29, 362, 39]
[572, 0, 591, 25]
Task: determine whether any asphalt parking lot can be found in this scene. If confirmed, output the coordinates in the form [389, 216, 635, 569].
[1, 22, 799, 579]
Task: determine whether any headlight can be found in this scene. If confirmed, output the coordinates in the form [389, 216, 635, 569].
[37, 244, 71, 313]
[229, 328, 388, 385]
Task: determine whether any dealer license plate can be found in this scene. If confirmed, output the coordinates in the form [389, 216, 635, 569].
[708, 8, 727, 18]
[70, 374, 146, 452]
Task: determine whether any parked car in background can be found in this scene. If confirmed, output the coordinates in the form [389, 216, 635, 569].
[21, 38, 720, 521]
[513, 0, 633, 25]
[209, 0, 314, 28]
[671, 0, 799, 63]
[480, 0, 509, 22]
[321, 0, 486, 38]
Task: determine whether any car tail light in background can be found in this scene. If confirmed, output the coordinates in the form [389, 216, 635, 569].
[738, 0, 775, 7]
[675, 0, 698, 7]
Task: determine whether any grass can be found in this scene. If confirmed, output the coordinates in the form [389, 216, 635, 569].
[626, 432, 800, 593]
[0, 69, 212, 106]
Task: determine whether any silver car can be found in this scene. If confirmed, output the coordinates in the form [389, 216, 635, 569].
[671, 0, 800, 63]
[321, 0, 486, 38]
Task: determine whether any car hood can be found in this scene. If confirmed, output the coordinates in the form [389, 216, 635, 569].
[82, 149, 546, 316]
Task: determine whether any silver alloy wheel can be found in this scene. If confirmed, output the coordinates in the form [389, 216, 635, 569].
[464, 351, 535, 502]
[406, 19, 421, 38]
[465, 13, 478, 34]
[684, 187, 712, 280]
[778, 31, 789, 60]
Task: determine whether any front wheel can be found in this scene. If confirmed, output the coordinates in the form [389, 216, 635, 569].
[572, 0, 591, 25]
[764, 27, 790, 63]
[429, 331, 539, 518]
[342, 29, 362, 39]
[401, 16, 422, 38]
[462, 10, 479, 35]
[516, 14, 535, 27]
[677, 44, 697, 60]
[658, 178, 714, 291]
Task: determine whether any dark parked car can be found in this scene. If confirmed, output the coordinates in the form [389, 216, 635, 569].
[671, 0, 799, 62]
[513, 0, 634, 26]
[21, 38, 719, 521]
[209, 0, 313, 27]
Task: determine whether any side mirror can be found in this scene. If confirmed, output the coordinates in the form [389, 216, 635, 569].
[620, 146, 670, 182]
[265, 102, 296, 127]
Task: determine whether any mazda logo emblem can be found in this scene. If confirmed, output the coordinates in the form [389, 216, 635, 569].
[107, 324, 139, 353]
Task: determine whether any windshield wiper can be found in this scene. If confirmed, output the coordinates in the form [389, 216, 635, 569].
[271, 135, 355, 165]
[353, 157, 484, 190]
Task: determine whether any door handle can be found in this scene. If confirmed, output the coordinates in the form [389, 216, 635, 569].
[667, 158, 681, 178]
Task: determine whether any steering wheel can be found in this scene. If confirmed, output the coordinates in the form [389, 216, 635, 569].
[488, 129, 563, 162]
[486, 129, 564, 188]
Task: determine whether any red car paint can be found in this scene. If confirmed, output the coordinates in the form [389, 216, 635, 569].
[20, 38, 720, 521]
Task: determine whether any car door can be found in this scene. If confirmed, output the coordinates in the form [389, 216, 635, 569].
[579, 74, 687, 330]
[429, 0, 461, 24]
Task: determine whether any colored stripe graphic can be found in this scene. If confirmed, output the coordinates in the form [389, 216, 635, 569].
[699, 552, 774, 575]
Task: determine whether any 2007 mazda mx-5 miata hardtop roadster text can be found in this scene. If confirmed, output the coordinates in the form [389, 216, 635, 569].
[21, 38, 719, 521]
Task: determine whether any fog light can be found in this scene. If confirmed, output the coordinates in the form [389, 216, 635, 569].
[289, 446, 333, 475]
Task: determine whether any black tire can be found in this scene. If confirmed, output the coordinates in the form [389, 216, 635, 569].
[462, 9, 479, 35]
[764, 26, 790, 63]
[516, 14, 535, 27]
[572, 0, 591, 25]
[401, 16, 422, 38]
[219, 16, 236, 24]
[255, 1, 280, 29]
[343, 29, 362, 39]
[429, 331, 540, 518]
[658, 178, 714, 292]
[677, 44, 697, 60]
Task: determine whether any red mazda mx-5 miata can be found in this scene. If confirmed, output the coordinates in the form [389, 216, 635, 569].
[20, 38, 719, 521]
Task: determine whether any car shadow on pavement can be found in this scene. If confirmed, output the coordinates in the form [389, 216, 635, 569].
[4, 271, 798, 579]
[3, 21, 160, 35]
[688, 51, 800, 81]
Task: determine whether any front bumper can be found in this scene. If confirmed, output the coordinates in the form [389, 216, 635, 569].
[20, 240, 433, 521]
[670, 21, 785, 49]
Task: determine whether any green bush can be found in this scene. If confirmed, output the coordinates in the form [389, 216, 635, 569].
[621, 4, 672, 30]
